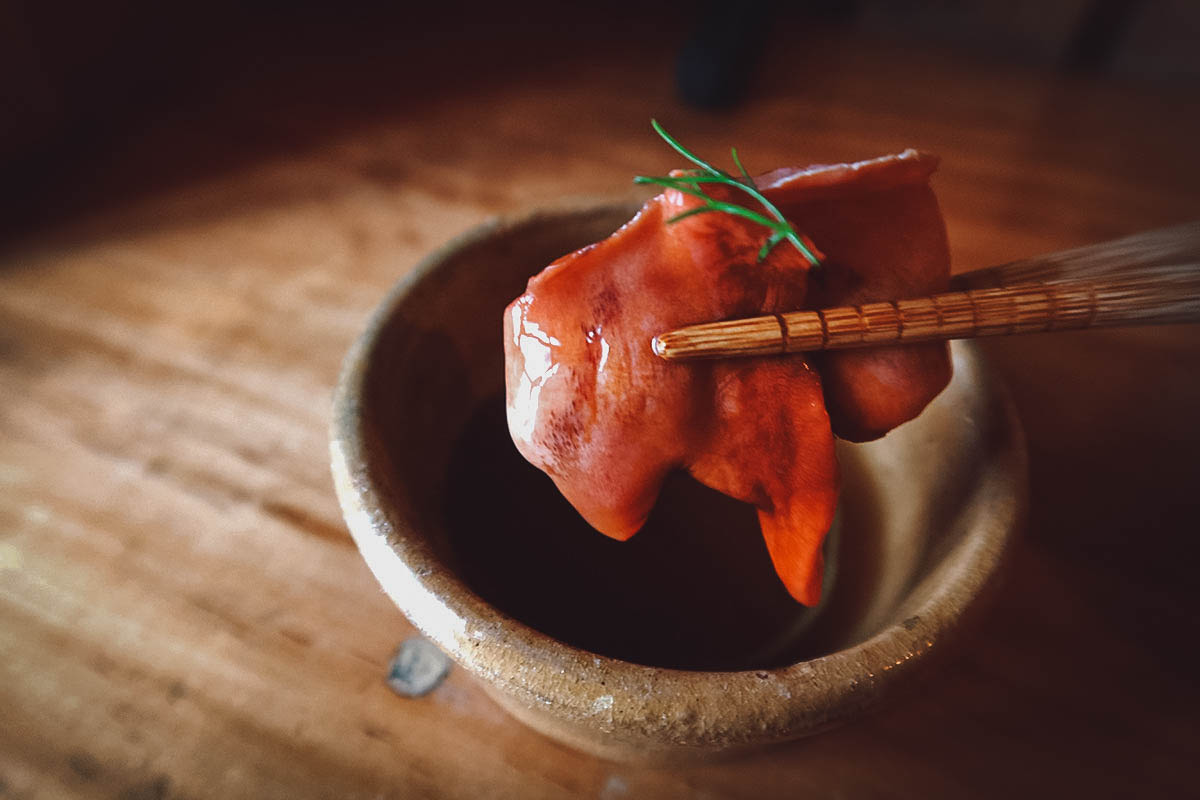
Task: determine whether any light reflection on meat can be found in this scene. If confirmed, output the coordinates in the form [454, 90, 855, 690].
[504, 150, 951, 605]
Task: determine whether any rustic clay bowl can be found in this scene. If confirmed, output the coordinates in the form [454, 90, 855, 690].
[330, 201, 1027, 764]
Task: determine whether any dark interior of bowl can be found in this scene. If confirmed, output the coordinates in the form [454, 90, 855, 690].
[362, 202, 972, 671]
[441, 396, 871, 670]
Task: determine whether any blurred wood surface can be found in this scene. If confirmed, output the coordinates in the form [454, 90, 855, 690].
[2, 23, 1199, 800]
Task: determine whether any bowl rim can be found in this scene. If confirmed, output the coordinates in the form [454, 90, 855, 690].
[330, 202, 1028, 747]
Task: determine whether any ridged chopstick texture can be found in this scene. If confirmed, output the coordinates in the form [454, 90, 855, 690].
[653, 222, 1200, 361]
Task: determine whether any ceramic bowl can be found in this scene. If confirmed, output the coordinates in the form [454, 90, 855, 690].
[330, 201, 1027, 764]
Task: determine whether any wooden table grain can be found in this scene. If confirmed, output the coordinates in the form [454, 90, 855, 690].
[2, 28, 1199, 799]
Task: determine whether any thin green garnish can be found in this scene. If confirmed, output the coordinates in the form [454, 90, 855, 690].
[635, 119, 822, 265]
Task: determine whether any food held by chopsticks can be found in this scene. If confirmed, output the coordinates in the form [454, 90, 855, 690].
[503, 122, 954, 605]
[654, 222, 1200, 360]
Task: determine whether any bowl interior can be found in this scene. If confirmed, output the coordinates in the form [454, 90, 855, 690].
[350, 201, 1017, 673]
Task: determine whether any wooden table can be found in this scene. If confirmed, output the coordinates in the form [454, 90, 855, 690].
[2, 25, 1198, 799]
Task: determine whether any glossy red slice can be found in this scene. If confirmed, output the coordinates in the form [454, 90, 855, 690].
[504, 151, 950, 604]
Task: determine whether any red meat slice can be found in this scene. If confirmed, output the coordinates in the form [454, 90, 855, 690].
[504, 150, 950, 604]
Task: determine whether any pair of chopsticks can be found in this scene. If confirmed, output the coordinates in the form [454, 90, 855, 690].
[652, 222, 1200, 361]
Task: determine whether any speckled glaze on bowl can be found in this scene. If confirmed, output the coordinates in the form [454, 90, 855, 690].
[330, 201, 1027, 764]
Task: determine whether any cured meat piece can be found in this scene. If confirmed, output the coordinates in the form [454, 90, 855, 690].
[758, 151, 952, 441]
[504, 150, 950, 604]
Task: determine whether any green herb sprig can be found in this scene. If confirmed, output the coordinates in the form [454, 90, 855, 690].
[635, 119, 822, 265]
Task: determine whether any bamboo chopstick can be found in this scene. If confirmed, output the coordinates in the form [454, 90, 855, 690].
[652, 222, 1200, 361]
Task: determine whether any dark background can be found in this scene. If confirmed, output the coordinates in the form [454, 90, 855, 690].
[3, 0, 1198, 243]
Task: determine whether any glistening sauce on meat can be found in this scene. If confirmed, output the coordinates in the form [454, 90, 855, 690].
[504, 148, 951, 606]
